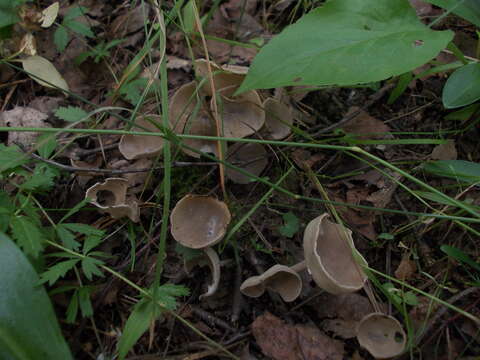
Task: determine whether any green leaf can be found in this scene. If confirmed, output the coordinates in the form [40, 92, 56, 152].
[445, 103, 480, 121]
[155, 284, 190, 310]
[59, 198, 90, 223]
[119, 78, 150, 105]
[237, 0, 453, 93]
[403, 291, 419, 306]
[64, 19, 94, 38]
[0, 0, 26, 28]
[55, 106, 89, 123]
[423, 0, 480, 27]
[11, 215, 44, 257]
[0, 233, 73, 359]
[279, 211, 299, 238]
[388, 72, 413, 104]
[81, 256, 104, 280]
[423, 160, 480, 183]
[0, 144, 29, 173]
[36, 133, 58, 158]
[54, 26, 69, 52]
[20, 164, 58, 192]
[56, 224, 81, 250]
[66, 290, 79, 323]
[63, 6, 89, 22]
[39, 259, 80, 286]
[118, 298, 161, 360]
[78, 286, 93, 318]
[442, 63, 480, 109]
[441, 245, 480, 273]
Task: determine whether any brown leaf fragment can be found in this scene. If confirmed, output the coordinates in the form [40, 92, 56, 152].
[394, 255, 417, 281]
[252, 312, 301, 360]
[312, 293, 377, 321]
[296, 324, 344, 360]
[322, 319, 357, 339]
[409, 0, 433, 16]
[0, 106, 50, 149]
[341, 107, 390, 140]
[431, 140, 457, 160]
[252, 313, 344, 360]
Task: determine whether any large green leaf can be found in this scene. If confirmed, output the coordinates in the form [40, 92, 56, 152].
[0, 233, 73, 360]
[423, 0, 480, 27]
[423, 160, 480, 183]
[442, 63, 480, 109]
[237, 0, 453, 93]
[0, 0, 26, 28]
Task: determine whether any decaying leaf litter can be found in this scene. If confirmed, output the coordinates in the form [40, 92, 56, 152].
[1, 0, 480, 359]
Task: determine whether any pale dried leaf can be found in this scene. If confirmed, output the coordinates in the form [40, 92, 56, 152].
[394, 255, 417, 281]
[41, 2, 59, 28]
[22, 55, 69, 92]
[262, 98, 293, 140]
[19, 33, 37, 56]
[0, 106, 49, 149]
[342, 107, 390, 139]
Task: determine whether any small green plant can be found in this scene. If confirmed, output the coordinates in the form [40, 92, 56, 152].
[75, 38, 125, 65]
[382, 282, 420, 307]
[54, 6, 94, 52]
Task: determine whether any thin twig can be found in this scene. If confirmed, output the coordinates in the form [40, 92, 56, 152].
[25, 151, 217, 174]
[310, 83, 395, 137]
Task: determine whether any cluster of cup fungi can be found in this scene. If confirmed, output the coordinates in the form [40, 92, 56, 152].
[85, 60, 406, 359]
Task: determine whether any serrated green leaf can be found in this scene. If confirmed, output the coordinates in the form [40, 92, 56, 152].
[36, 133, 58, 158]
[423, 0, 480, 27]
[442, 63, 480, 109]
[39, 259, 80, 286]
[56, 224, 81, 250]
[16, 193, 42, 225]
[64, 19, 94, 38]
[81, 256, 104, 280]
[66, 291, 79, 323]
[237, 0, 453, 93]
[54, 26, 69, 52]
[279, 211, 299, 238]
[423, 160, 480, 183]
[0, 144, 29, 173]
[55, 106, 89, 123]
[78, 287, 93, 318]
[11, 215, 44, 257]
[59, 198, 90, 223]
[63, 6, 89, 21]
[118, 298, 161, 360]
[119, 78, 149, 105]
[0, 233, 73, 359]
[20, 163, 58, 192]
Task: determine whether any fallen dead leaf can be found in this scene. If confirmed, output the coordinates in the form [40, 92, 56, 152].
[0, 106, 50, 149]
[252, 312, 344, 360]
[394, 254, 417, 281]
[341, 107, 390, 140]
[321, 318, 357, 339]
[431, 140, 457, 161]
[409, 0, 433, 17]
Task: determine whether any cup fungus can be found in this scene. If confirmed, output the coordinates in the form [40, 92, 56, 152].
[118, 115, 165, 160]
[85, 178, 139, 222]
[262, 98, 293, 140]
[225, 142, 268, 184]
[240, 264, 302, 302]
[170, 195, 231, 249]
[356, 313, 406, 359]
[240, 213, 368, 302]
[184, 247, 221, 300]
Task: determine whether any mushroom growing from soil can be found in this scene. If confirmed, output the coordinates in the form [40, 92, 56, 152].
[85, 178, 139, 222]
[356, 313, 406, 359]
[169, 59, 265, 158]
[118, 115, 165, 160]
[240, 213, 367, 301]
[170, 194, 231, 300]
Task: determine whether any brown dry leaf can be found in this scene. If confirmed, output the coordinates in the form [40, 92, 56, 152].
[71, 156, 102, 187]
[409, 0, 433, 16]
[394, 255, 417, 281]
[296, 324, 344, 360]
[225, 142, 268, 184]
[252, 312, 344, 360]
[341, 107, 390, 139]
[365, 171, 402, 209]
[110, 2, 151, 37]
[121, 158, 153, 194]
[312, 292, 378, 321]
[431, 140, 457, 160]
[29, 96, 62, 116]
[0, 106, 50, 149]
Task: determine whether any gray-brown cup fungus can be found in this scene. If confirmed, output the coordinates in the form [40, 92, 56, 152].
[240, 213, 368, 301]
[356, 313, 407, 359]
[170, 194, 231, 300]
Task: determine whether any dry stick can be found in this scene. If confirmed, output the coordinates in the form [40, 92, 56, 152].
[310, 83, 395, 137]
[190, 305, 236, 333]
[23, 151, 217, 174]
[231, 260, 244, 323]
[192, 1, 226, 196]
